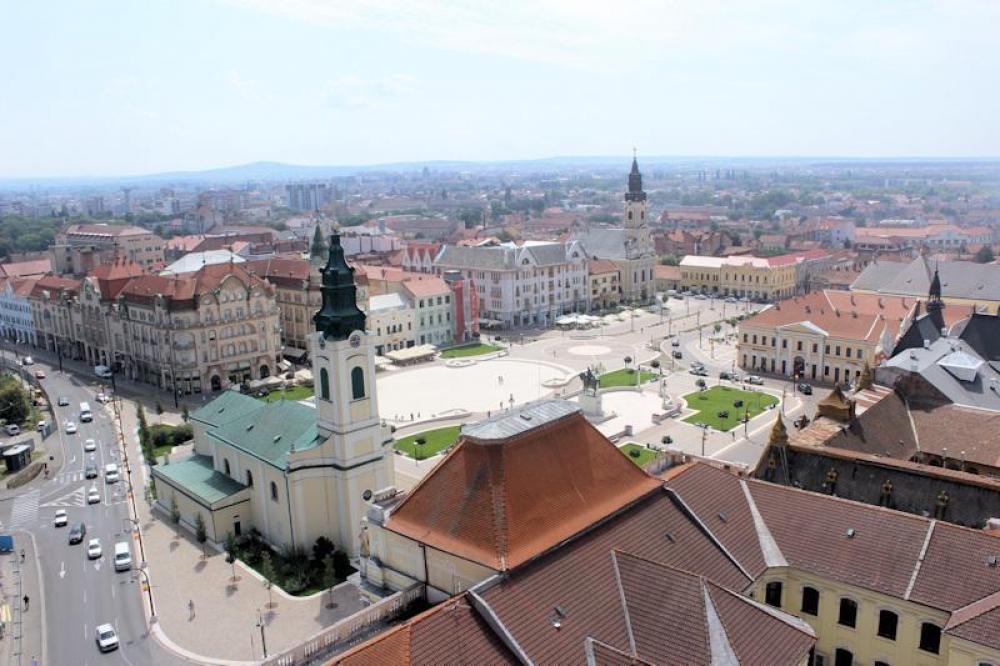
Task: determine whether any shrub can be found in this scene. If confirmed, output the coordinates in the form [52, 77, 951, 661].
[194, 512, 207, 544]
[169, 496, 180, 524]
[312, 536, 335, 562]
[629, 449, 641, 458]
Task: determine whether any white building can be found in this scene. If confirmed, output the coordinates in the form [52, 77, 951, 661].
[401, 277, 452, 347]
[434, 240, 588, 328]
[365, 293, 416, 355]
[0, 277, 37, 345]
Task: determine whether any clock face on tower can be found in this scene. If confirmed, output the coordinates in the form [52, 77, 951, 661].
[349, 332, 362, 348]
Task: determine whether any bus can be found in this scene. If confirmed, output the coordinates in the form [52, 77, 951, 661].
[79, 402, 93, 423]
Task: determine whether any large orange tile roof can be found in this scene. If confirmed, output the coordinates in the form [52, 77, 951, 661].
[385, 402, 663, 570]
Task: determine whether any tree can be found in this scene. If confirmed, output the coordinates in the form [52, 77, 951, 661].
[225, 532, 239, 582]
[713, 323, 722, 335]
[975, 245, 995, 264]
[659, 254, 680, 266]
[155, 401, 164, 424]
[857, 360, 873, 391]
[181, 403, 189, 423]
[169, 495, 181, 525]
[194, 512, 207, 558]
[323, 555, 338, 608]
[695, 379, 707, 390]
[260, 552, 276, 608]
[0, 383, 30, 426]
[312, 536, 335, 563]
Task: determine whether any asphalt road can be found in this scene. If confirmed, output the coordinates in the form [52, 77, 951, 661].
[2, 362, 184, 665]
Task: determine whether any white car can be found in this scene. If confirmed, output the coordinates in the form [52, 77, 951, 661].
[95, 623, 119, 652]
[96, 393, 111, 404]
[745, 375, 765, 385]
[87, 538, 102, 559]
[65, 421, 78, 434]
[22, 356, 32, 365]
[57, 396, 70, 406]
[87, 486, 101, 504]
[53, 509, 68, 528]
[83, 439, 97, 452]
[104, 463, 120, 484]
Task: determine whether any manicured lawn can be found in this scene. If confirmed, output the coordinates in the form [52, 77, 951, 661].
[394, 425, 463, 459]
[599, 368, 657, 388]
[259, 385, 315, 402]
[682, 386, 778, 431]
[619, 443, 659, 467]
[439, 343, 502, 358]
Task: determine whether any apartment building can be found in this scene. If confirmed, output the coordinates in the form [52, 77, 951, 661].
[365, 293, 415, 356]
[51, 223, 165, 275]
[0, 277, 38, 345]
[434, 240, 588, 327]
[680, 251, 828, 300]
[244, 257, 322, 360]
[587, 259, 621, 310]
[400, 278, 452, 347]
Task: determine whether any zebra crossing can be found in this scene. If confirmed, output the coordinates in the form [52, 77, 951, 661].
[8, 489, 39, 528]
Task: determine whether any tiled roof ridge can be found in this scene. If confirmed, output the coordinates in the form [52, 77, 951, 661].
[904, 520, 936, 601]
[609, 551, 638, 659]
[702, 579, 738, 664]
[465, 590, 532, 665]
[739, 479, 787, 568]
[945, 589, 1000, 631]
[707, 580, 817, 640]
[664, 485, 754, 583]
[492, 445, 510, 570]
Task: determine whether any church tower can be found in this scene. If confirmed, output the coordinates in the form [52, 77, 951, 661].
[926, 263, 946, 330]
[306, 232, 393, 555]
[623, 153, 655, 301]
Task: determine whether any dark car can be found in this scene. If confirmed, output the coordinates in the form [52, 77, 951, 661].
[85, 463, 99, 479]
[69, 522, 87, 545]
[671, 339, 681, 347]
[798, 383, 813, 395]
[672, 350, 683, 359]
[719, 371, 733, 380]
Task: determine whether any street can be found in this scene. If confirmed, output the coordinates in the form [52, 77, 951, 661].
[0, 361, 184, 665]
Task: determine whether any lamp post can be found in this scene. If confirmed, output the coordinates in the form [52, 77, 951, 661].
[256, 608, 268, 658]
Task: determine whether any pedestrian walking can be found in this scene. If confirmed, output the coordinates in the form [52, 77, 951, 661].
[22, 595, 28, 611]
[188, 599, 195, 618]
[19, 549, 24, 563]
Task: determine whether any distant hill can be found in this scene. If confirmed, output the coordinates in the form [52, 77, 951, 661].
[3, 156, 999, 191]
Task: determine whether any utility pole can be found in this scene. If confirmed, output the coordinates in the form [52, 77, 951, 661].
[257, 608, 268, 657]
[701, 425, 708, 457]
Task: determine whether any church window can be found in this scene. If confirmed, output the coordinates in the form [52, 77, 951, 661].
[351, 366, 365, 400]
[320, 368, 330, 400]
[628, 211, 633, 220]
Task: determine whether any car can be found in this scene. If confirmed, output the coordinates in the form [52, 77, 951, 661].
[113, 542, 132, 572]
[725, 296, 737, 304]
[745, 375, 764, 385]
[68, 522, 86, 544]
[33, 369, 45, 379]
[36, 420, 49, 432]
[87, 538, 102, 559]
[96, 393, 111, 403]
[86, 486, 101, 504]
[671, 293, 684, 300]
[695, 294, 708, 300]
[95, 624, 119, 653]
[53, 510, 68, 528]
[671, 350, 683, 359]
[798, 383, 813, 395]
[104, 463, 120, 484]
[85, 463, 99, 479]
[671, 339, 680, 347]
[21, 356, 32, 365]
[689, 368, 708, 377]
[83, 438, 97, 452]
[719, 370, 733, 380]
[57, 396, 70, 406]
[3, 424, 20, 436]
[64, 421, 77, 434]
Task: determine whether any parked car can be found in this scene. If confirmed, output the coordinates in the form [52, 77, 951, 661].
[695, 294, 708, 300]
[725, 297, 737, 304]
[96, 393, 111, 403]
[671, 350, 683, 359]
[689, 368, 708, 377]
[671, 339, 680, 347]
[36, 420, 49, 433]
[21, 356, 32, 365]
[68, 522, 86, 544]
[719, 371, 733, 380]
[53, 510, 68, 528]
[95, 624, 119, 653]
[745, 375, 764, 385]
[4, 424, 20, 436]
[33, 369, 45, 379]
[798, 383, 813, 395]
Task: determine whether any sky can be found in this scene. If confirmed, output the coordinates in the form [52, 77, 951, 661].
[1, 0, 998, 178]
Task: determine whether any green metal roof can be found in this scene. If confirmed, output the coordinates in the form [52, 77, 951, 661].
[153, 455, 247, 506]
[207, 398, 322, 469]
[190, 389, 265, 429]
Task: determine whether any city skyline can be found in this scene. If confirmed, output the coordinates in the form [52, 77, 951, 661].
[2, 0, 999, 178]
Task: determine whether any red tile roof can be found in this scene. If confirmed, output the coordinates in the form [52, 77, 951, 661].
[64, 223, 151, 237]
[0, 258, 51, 278]
[588, 259, 619, 275]
[387, 410, 663, 570]
[401, 277, 450, 298]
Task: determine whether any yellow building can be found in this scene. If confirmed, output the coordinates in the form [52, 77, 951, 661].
[587, 259, 621, 310]
[152, 233, 394, 557]
[680, 254, 799, 300]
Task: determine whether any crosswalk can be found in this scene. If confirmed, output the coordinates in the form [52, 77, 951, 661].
[8, 489, 39, 528]
[53, 471, 90, 484]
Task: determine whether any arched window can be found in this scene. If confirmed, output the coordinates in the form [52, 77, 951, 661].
[223, 459, 231, 476]
[834, 648, 853, 666]
[351, 366, 365, 400]
[245, 470, 253, 487]
[270, 481, 278, 501]
[800, 586, 819, 615]
[838, 598, 858, 628]
[877, 609, 898, 640]
[919, 623, 941, 654]
[320, 368, 330, 400]
[764, 581, 783, 608]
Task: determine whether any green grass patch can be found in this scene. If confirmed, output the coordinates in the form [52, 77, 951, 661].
[599, 368, 657, 388]
[439, 343, 502, 358]
[619, 443, 659, 467]
[258, 385, 315, 402]
[394, 425, 462, 460]
[682, 386, 778, 431]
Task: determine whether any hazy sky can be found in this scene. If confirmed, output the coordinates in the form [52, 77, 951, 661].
[2, 0, 998, 177]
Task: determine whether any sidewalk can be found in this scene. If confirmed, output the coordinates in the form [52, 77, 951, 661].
[118, 404, 369, 663]
[0, 531, 45, 666]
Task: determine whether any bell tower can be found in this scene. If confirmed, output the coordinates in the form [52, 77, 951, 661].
[304, 232, 393, 556]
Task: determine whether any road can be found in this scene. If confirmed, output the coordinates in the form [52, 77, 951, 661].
[0, 362, 184, 665]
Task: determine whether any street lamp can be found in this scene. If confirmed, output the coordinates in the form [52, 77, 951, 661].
[256, 608, 268, 658]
